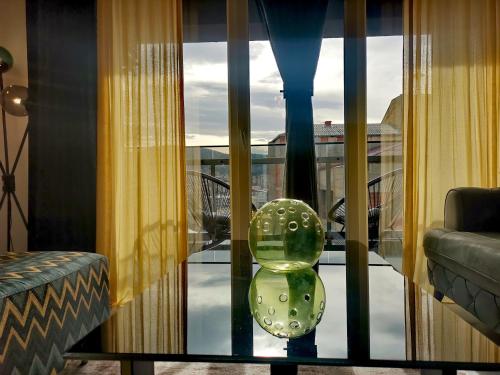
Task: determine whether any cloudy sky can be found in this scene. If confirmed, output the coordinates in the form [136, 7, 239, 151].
[184, 36, 402, 146]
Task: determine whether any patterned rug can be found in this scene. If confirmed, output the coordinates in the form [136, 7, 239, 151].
[61, 360, 426, 374]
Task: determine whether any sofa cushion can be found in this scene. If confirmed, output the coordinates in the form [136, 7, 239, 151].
[0, 251, 110, 375]
[424, 229, 500, 296]
[445, 188, 500, 232]
[0, 251, 106, 298]
[427, 259, 500, 332]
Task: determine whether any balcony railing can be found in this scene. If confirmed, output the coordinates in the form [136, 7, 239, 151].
[186, 141, 403, 251]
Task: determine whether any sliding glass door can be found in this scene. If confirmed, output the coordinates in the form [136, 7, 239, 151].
[184, 0, 405, 361]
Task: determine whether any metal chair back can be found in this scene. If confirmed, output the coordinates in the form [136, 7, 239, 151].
[328, 168, 403, 249]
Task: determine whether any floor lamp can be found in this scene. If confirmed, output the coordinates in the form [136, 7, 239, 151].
[0, 46, 29, 252]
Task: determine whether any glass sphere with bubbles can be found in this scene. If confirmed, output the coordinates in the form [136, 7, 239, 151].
[248, 198, 324, 271]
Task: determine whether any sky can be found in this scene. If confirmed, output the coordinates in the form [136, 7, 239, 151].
[184, 36, 403, 146]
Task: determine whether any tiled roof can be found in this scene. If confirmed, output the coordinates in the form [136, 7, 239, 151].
[313, 123, 400, 137]
[270, 123, 400, 143]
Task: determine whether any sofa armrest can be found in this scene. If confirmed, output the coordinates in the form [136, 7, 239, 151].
[444, 187, 500, 232]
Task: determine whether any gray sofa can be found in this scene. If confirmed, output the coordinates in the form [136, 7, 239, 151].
[424, 187, 500, 333]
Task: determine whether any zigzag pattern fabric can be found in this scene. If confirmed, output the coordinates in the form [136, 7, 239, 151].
[0, 252, 110, 375]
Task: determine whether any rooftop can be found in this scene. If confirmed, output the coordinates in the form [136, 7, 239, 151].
[269, 122, 401, 143]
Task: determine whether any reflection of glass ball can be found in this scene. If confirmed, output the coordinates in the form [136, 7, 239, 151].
[0, 47, 14, 73]
[1, 85, 28, 117]
[248, 199, 324, 271]
[249, 267, 326, 339]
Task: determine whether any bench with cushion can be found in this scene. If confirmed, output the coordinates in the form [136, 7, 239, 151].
[424, 188, 500, 333]
[0, 251, 110, 375]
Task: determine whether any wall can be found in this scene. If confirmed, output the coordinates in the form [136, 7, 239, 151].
[0, 0, 28, 252]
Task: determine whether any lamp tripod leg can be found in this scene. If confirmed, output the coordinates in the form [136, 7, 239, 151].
[11, 124, 29, 175]
[0, 191, 6, 210]
[1, 74, 10, 174]
[0, 192, 5, 251]
[7, 192, 12, 251]
[12, 191, 27, 229]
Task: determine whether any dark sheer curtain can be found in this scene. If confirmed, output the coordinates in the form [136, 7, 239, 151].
[256, 0, 328, 212]
[26, 0, 97, 251]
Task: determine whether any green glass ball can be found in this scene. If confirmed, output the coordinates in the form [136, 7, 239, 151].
[249, 267, 326, 339]
[248, 198, 324, 271]
[0, 47, 14, 74]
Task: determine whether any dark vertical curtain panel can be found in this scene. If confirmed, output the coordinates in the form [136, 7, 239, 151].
[256, 0, 328, 212]
[26, 0, 97, 251]
[256, 0, 328, 357]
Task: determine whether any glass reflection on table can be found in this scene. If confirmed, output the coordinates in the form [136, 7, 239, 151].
[249, 267, 326, 339]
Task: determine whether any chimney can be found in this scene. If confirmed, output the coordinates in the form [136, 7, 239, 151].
[324, 120, 332, 127]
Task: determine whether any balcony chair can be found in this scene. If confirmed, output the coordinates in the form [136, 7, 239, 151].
[187, 170, 256, 250]
[327, 168, 403, 250]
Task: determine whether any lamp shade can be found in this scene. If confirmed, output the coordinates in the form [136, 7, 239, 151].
[0, 47, 13, 73]
[1, 85, 28, 117]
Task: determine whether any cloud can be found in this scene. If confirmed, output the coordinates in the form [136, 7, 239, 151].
[367, 36, 403, 122]
[312, 96, 344, 111]
[184, 81, 228, 136]
[251, 89, 284, 110]
[258, 71, 282, 85]
[250, 42, 267, 61]
[253, 138, 270, 143]
[184, 134, 229, 146]
[184, 42, 227, 65]
[184, 36, 403, 145]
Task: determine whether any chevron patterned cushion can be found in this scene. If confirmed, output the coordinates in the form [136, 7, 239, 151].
[0, 251, 110, 375]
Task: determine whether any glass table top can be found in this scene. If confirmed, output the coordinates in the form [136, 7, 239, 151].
[68, 245, 500, 370]
[186, 262, 404, 359]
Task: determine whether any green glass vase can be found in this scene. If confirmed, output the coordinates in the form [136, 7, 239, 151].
[249, 267, 326, 339]
[248, 198, 324, 270]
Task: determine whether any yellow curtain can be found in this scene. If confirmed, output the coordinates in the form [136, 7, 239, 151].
[402, 0, 500, 283]
[97, 0, 187, 305]
[102, 264, 186, 354]
[406, 284, 500, 362]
